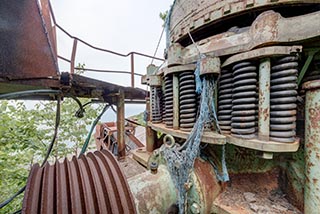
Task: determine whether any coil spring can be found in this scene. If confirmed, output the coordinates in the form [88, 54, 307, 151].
[231, 61, 258, 139]
[151, 86, 163, 123]
[164, 75, 173, 128]
[218, 69, 233, 134]
[270, 56, 298, 143]
[179, 71, 197, 131]
[161, 85, 166, 122]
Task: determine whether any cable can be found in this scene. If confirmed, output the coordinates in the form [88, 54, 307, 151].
[0, 97, 61, 210]
[12, 210, 22, 214]
[79, 104, 110, 155]
[0, 187, 26, 210]
[0, 89, 62, 100]
[40, 97, 61, 167]
[150, 24, 166, 65]
[67, 94, 85, 118]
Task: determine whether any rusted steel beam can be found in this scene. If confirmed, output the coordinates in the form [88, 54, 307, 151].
[117, 90, 126, 159]
[131, 54, 135, 88]
[22, 150, 136, 214]
[145, 97, 157, 152]
[303, 80, 320, 213]
[125, 131, 144, 148]
[70, 39, 78, 74]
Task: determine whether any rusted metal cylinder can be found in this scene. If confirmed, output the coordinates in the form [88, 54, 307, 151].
[117, 89, 126, 159]
[303, 80, 320, 213]
[189, 159, 221, 214]
[128, 165, 177, 213]
[22, 150, 136, 214]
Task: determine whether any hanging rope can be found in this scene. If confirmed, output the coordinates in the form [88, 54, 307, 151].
[163, 74, 220, 213]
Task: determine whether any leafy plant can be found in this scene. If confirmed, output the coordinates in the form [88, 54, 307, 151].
[0, 98, 103, 213]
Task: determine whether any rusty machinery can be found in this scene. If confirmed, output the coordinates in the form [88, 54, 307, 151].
[142, 1, 320, 213]
[2, 0, 320, 214]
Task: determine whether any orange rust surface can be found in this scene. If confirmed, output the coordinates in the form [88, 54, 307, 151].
[194, 159, 221, 213]
[22, 150, 136, 214]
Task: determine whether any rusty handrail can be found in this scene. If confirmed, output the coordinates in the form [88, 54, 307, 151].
[57, 56, 144, 77]
[48, 1, 163, 88]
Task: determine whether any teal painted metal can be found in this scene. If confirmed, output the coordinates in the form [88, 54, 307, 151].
[258, 58, 271, 141]
[303, 79, 320, 213]
[127, 165, 177, 213]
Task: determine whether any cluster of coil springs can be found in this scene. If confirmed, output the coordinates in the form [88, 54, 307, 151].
[218, 56, 298, 143]
[150, 70, 198, 131]
[149, 55, 298, 143]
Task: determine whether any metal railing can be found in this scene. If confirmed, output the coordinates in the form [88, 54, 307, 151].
[47, 1, 164, 88]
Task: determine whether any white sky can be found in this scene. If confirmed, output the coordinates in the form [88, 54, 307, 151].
[51, 0, 172, 89]
[49, 0, 173, 120]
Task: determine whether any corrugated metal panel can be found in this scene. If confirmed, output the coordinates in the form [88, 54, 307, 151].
[22, 150, 136, 214]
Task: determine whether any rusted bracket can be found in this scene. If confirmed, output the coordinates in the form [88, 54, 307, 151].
[297, 48, 320, 86]
[222, 46, 302, 68]
[164, 64, 196, 76]
[200, 57, 220, 76]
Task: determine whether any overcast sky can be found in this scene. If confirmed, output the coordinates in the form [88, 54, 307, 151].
[51, 0, 172, 89]
[50, 0, 173, 119]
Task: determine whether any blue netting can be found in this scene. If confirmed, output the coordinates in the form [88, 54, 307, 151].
[163, 73, 221, 213]
[163, 55, 229, 213]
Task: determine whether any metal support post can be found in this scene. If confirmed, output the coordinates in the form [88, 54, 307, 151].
[70, 39, 78, 74]
[173, 74, 179, 130]
[117, 89, 125, 159]
[146, 97, 156, 152]
[303, 80, 320, 213]
[131, 54, 135, 88]
[258, 58, 271, 141]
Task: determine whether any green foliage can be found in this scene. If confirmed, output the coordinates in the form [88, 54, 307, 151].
[159, 10, 168, 22]
[0, 98, 103, 213]
[159, 10, 168, 27]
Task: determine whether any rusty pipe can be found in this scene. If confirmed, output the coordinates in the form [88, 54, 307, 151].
[303, 79, 320, 213]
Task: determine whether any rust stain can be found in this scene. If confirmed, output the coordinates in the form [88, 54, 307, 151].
[308, 107, 320, 129]
[194, 159, 221, 213]
[313, 178, 318, 184]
